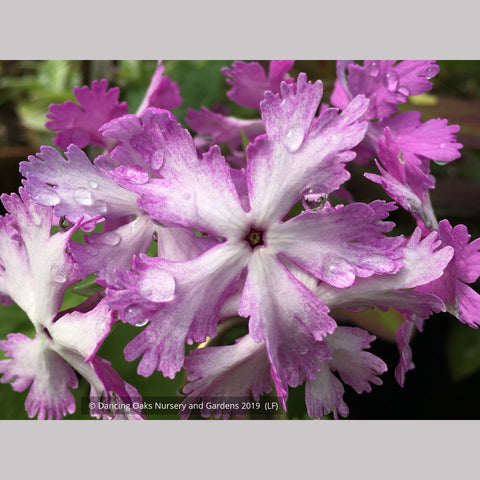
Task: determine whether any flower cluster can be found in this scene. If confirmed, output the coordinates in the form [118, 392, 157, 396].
[1, 60, 479, 420]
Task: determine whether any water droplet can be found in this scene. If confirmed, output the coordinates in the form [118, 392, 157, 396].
[440, 143, 446, 149]
[424, 66, 438, 80]
[323, 257, 350, 279]
[31, 214, 42, 227]
[447, 303, 460, 319]
[397, 86, 410, 96]
[283, 126, 305, 152]
[406, 198, 422, 215]
[383, 71, 399, 92]
[135, 319, 149, 327]
[54, 272, 67, 283]
[89, 180, 98, 189]
[33, 189, 61, 206]
[101, 232, 121, 246]
[124, 304, 144, 324]
[302, 186, 328, 211]
[368, 61, 379, 77]
[73, 187, 93, 206]
[299, 346, 308, 355]
[122, 165, 149, 185]
[94, 200, 108, 214]
[152, 157, 164, 172]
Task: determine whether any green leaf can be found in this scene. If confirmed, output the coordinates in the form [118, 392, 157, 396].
[71, 278, 104, 298]
[240, 129, 250, 152]
[446, 320, 480, 382]
[0, 303, 35, 347]
[334, 307, 403, 343]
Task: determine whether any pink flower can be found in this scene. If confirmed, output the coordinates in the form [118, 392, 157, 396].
[0, 189, 142, 419]
[417, 220, 480, 328]
[46, 79, 128, 149]
[103, 74, 404, 405]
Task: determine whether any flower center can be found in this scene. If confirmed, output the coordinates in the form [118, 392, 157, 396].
[245, 228, 264, 249]
[42, 327, 53, 341]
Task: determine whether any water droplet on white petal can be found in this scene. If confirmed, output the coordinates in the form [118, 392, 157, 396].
[302, 185, 328, 211]
[101, 232, 121, 246]
[324, 257, 350, 279]
[54, 272, 67, 283]
[383, 71, 399, 92]
[32, 214, 42, 227]
[33, 189, 61, 206]
[424, 66, 438, 80]
[368, 61, 379, 77]
[283, 126, 305, 152]
[397, 86, 410, 96]
[135, 319, 149, 327]
[89, 180, 98, 189]
[123, 165, 149, 185]
[124, 304, 144, 324]
[94, 200, 108, 214]
[73, 187, 93, 206]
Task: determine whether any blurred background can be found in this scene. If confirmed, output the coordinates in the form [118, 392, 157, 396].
[0, 60, 479, 419]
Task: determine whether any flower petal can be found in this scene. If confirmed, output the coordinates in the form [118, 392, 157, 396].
[394, 315, 423, 387]
[88, 356, 145, 420]
[316, 228, 453, 317]
[107, 109, 249, 236]
[305, 360, 349, 419]
[0, 333, 78, 420]
[332, 60, 439, 120]
[100, 109, 168, 174]
[181, 335, 273, 418]
[221, 60, 294, 109]
[247, 73, 369, 224]
[45, 79, 128, 149]
[418, 220, 480, 327]
[239, 249, 334, 393]
[49, 299, 114, 363]
[107, 241, 250, 378]
[378, 111, 462, 165]
[20, 145, 140, 223]
[70, 214, 156, 283]
[136, 61, 182, 114]
[186, 107, 264, 152]
[0, 188, 80, 325]
[305, 327, 387, 419]
[268, 201, 404, 288]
